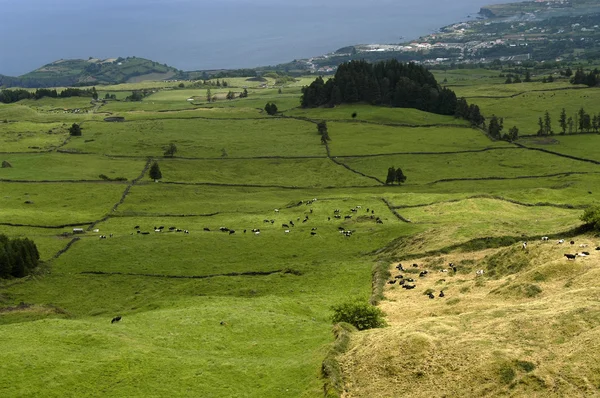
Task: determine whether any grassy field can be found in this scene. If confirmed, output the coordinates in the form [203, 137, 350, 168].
[1, 71, 599, 397]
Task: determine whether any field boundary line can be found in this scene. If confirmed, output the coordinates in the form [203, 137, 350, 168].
[461, 85, 589, 99]
[0, 222, 94, 229]
[381, 198, 412, 223]
[514, 142, 600, 165]
[52, 237, 81, 260]
[87, 158, 153, 231]
[391, 194, 586, 210]
[79, 269, 301, 279]
[427, 171, 599, 185]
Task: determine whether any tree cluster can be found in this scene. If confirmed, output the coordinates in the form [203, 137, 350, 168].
[69, 123, 82, 136]
[264, 102, 278, 115]
[0, 234, 40, 279]
[317, 121, 331, 144]
[385, 166, 406, 185]
[541, 107, 600, 136]
[300, 60, 462, 116]
[570, 67, 599, 87]
[126, 90, 151, 102]
[0, 87, 96, 104]
[454, 98, 485, 128]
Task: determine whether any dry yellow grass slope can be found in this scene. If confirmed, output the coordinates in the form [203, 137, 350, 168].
[339, 236, 600, 397]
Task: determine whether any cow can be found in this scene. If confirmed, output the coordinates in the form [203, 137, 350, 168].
[111, 316, 121, 324]
[564, 253, 576, 260]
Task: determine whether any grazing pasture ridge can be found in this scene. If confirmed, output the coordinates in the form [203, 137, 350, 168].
[0, 72, 599, 397]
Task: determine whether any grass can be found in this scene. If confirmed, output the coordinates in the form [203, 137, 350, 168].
[62, 118, 324, 158]
[327, 124, 510, 156]
[285, 104, 469, 126]
[0, 153, 144, 181]
[1, 71, 600, 397]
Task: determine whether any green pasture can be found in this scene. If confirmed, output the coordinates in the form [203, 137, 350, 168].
[2, 72, 600, 397]
[63, 118, 324, 158]
[0, 153, 144, 181]
[341, 147, 598, 185]
[523, 133, 600, 162]
[399, 197, 581, 243]
[19, 97, 95, 111]
[327, 123, 510, 156]
[284, 104, 468, 126]
[0, 225, 77, 261]
[157, 157, 375, 187]
[116, 107, 266, 121]
[0, 102, 97, 124]
[0, 121, 68, 152]
[0, 182, 125, 225]
[463, 86, 598, 133]
[451, 81, 575, 97]
[432, 68, 503, 86]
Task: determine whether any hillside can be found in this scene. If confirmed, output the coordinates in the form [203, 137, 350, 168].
[1, 65, 600, 396]
[3, 57, 178, 88]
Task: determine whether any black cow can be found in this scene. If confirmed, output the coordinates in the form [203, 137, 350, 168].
[387, 280, 397, 284]
[427, 292, 435, 299]
[111, 316, 122, 324]
[282, 224, 289, 228]
[439, 291, 445, 298]
[203, 228, 210, 231]
[564, 253, 576, 260]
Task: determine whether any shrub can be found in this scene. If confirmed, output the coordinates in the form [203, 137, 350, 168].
[331, 301, 386, 331]
[580, 206, 600, 230]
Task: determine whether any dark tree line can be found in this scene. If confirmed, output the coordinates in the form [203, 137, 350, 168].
[0, 87, 97, 104]
[0, 234, 40, 279]
[570, 67, 599, 87]
[301, 60, 472, 118]
[536, 107, 600, 136]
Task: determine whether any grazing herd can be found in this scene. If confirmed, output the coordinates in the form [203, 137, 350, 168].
[388, 262, 448, 299]
[90, 199, 383, 242]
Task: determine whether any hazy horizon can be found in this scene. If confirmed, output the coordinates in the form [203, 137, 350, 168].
[0, 0, 507, 76]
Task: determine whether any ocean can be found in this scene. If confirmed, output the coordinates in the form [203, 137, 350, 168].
[0, 0, 507, 76]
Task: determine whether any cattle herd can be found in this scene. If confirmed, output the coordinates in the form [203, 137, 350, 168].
[390, 236, 599, 300]
[92, 199, 379, 241]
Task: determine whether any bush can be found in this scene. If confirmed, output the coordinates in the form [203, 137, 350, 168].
[69, 123, 82, 136]
[331, 301, 386, 331]
[581, 206, 600, 230]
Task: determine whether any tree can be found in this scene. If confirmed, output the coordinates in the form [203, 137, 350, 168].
[386, 167, 396, 185]
[508, 126, 519, 141]
[226, 91, 235, 100]
[524, 70, 532, 82]
[206, 88, 212, 102]
[69, 123, 82, 136]
[395, 168, 407, 184]
[567, 116, 574, 134]
[578, 107, 587, 133]
[264, 102, 278, 115]
[178, 82, 185, 88]
[149, 162, 162, 181]
[240, 88, 249, 98]
[488, 115, 503, 139]
[91, 87, 98, 100]
[537, 117, 544, 136]
[593, 114, 599, 133]
[543, 110, 552, 135]
[513, 75, 522, 83]
[163, 142, 177, 157]
[278, 87, 283, 94]
[559, 108, 567, 135]
[505, 76, 513, 84]
[317, 121, 330, 142]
